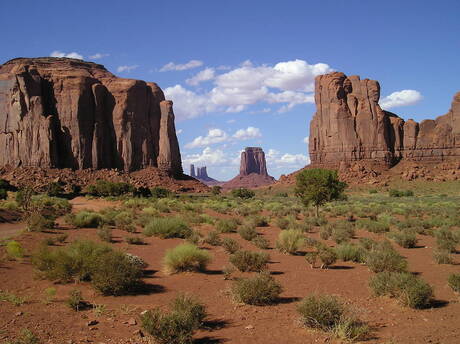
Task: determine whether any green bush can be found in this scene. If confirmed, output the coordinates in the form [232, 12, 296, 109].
[231, 188, 255, 199]
[46, 182, 65, 197]
[276, 217, 290, 229]
[163, 243, 211, 274]
[247, 215, 269, 227]
[203, 231, 222, 246]
[216, 218, 239, 233]
[252, 236, 270, 249]
[389, 231, 418, 248]
[229, 250, 269, 272]
[389, 189, 414, 197]
[6, 241, 24, 259]
[86, 180, 135, 197]
[97, 226, 113, 242]
[143, 217, 192, 239]
[0, 188, 7, 200]
[210, 185, 222, 195]
[330, 221, 355, 244]
[434, 228, 458, 253]
[448, 273, 460, 292]
[221, 237, 241, 254]
[356, 219, 389, 233]
[369, 271, 433, 308]
[141, 294, 206, 344]
[232, 273, 282, 305]
[275, 229, 305, 254]
[67, 289, 84, 311]
[297, 294, 369, 341]
[238, 223, 258, 241]
[31, 240, 143, 295]
[114, 211, 136, 232]
[25, 212, 55, 232]
[6, 328, 39, 344]
[335, 243, 366, 263]
[317, 245, 337, 269]
[150, 187, 172, 199]
[365, 242, 407, 273]
[67, 211, 104, 228]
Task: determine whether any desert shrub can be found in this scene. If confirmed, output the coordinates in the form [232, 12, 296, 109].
[305, 216, 328, 227]
[0, 290, 27, 306]
[141, 294, 206, 344]
[31, 240, 143, 295]
[232, 273, 282, 305]
[330, 221, 355, 244]
[335, 243, 366, 263]
[67, 289, 84, 311]
[305, 251, 318, 268]
[6, 328, 39, 344]
[203, 231, 222, 246]
[67, 210, 104, 228]
[210, 185, 222, 195]
[389, 231, 418, 248]
[46, 182, 65, 197]
[319, 225, 332, 240]
[231, 188, 255, 199]
[297, 294, 369, 341]
[97, 226, 113, 242]
[55, 234, 68, 243]
[247, 215, 269, 227]
[86, 180, 135, 197]
[434, 228, 458, 253]
[389, 189, 414, 197]
[252, 236, 270, 249]
[0, 179, 15, 191]
[0, 188, 7, 200]
[114, 211, 136, 232]
[238, 223, 258, 241]
[150, 187, 172, 199]
[229, 250, 269, 272]
[163, 243, 211, 274]
[433, 249, 453, 264]
[297, 294, 343, 329]
[6, 241, 24, 259]
[276, 217, 290, 229]
[365, 242, 407, 273]
[276, 229, 305, 254]
[358, 237, 378, 250]
[317, 245, 337, 269]
[369, 189, 378, 194]
[143, 217, 192, 239]
[216, 218, 239, 233]
[448, 273, 460, 293]
[134, 186, 152, 198]
[25, 212, 55, 232]
[126, 236, 145, 245]
[221, 238, 240, 254]
[369, 271, 433, 308]
[356, 219, 389, 233]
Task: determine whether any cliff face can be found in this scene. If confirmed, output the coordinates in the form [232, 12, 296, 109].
[239, 147, 269, 176]
[0, 57, 182, 176]
[309, 72, 460, 167]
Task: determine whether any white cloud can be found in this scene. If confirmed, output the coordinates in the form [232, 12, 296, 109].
[226, 119, 236, 124]
[89, 53, 109, 60]
[164, 59, 332, 119]
[164, 85, 215, 120]
[186, 68, 215, 86]
[160, 60, 203, 72]
[50, 50, 83, 60]
[176, 129, 183, 135]
[303, 136, 309, 144]
[266, 149, 310, 169]
[380, 90, 423, 109]
[185, 128, 229, 148]
[116, 65, 139, 73]
[232, 126, 262, 140]
[182, 147, 228, 166]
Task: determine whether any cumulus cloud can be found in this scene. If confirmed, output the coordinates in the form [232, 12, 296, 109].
[164, 59, 332, 119]
[164, 85, 215, 120]
[266, 149, 310, 169]
[186, 68, 215, 86]
[182, 147, 229, 166]
[303, 136, 309, 144]
[185, 128, 229, 149]
[185, 127, 262, 148]
[232, 126, 262, 140]
[160, 60, 204, 72]
[380, 90, 423, 109]
[116, 65, 139, 73]
[50, 51, 83, 60]
[89, 53, 109, 60]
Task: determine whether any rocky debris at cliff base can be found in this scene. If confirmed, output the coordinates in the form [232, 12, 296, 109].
[0, 166, 209, 193]
[223, 173, 275, 190]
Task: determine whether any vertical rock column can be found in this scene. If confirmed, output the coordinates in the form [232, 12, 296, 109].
[158, 100, 183, 176]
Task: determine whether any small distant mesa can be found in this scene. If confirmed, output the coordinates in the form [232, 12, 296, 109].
[190, 164, 221, 186]
[223, 147, 275, 189]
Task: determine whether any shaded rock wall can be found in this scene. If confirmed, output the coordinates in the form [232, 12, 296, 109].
[239, 147, 269, 176]
[309, 72, 460, 166]
[0, 57, 182, 176]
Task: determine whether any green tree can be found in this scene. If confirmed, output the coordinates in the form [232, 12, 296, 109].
[295, 168, 347, 217]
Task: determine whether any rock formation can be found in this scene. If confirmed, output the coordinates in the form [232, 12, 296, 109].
[189, 164, 221, 186]
[223, 147, 275, 189]
[309, 72, 460, 167]
[0, 57, 182, 176]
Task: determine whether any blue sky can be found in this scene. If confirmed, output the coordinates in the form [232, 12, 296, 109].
[1, 0, 459, 180]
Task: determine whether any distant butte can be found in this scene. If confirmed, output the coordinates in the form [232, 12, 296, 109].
[223, 147, 275, 189]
